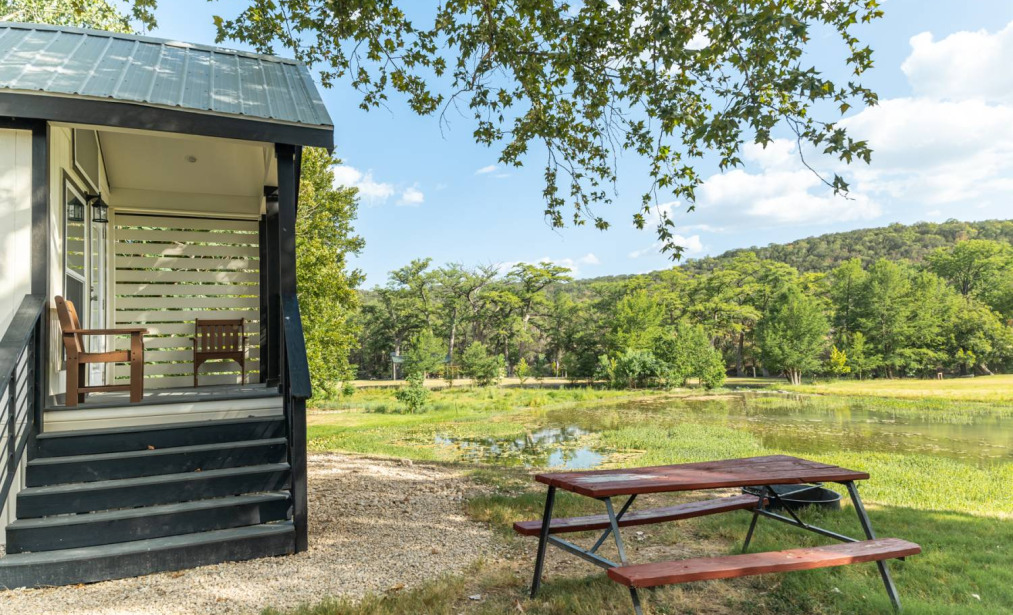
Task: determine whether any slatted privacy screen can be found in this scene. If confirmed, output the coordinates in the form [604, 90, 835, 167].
[113, 214, 260, 389]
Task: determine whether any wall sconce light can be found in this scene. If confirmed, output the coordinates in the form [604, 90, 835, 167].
[67, 197, 84, 223]
[87, 194, 109, 224]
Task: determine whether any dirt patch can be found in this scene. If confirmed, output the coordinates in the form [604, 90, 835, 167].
[0, 453, 498, 615]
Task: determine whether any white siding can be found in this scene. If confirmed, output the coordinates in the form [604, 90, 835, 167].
[0, 128, 32, 545]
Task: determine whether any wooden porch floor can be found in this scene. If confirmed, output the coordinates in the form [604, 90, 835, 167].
[47, 383, 279, 411]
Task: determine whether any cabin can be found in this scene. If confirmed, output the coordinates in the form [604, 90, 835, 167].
[0, 22, 327, 586]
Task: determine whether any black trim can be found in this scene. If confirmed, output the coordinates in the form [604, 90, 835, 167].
[0, 92, 334, 150]
[30, 121, 48, 443]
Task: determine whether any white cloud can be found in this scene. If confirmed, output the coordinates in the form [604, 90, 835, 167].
[629, 236, 703, 259]
[902, 22, 1013, 104]
[331, 165, 395, 204]
[497, 253, 601, 277]
[475, 164, 498, 175]
[842, 97, 1013, 207]
[695, 137, 882, 227]
[398, 185, 425, 206]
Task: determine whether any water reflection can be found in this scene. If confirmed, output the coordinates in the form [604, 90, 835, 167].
[435, 426, 604, 469]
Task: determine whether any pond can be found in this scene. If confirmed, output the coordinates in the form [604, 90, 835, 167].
[435, 392, 1013, 469]
[435, 426, 604, 470]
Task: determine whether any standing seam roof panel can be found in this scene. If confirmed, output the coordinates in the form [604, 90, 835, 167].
[0, 22, 333, 129]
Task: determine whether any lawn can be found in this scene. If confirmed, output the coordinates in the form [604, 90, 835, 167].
[777, 373, 1013, 403]
[270, 385, 1012, 615]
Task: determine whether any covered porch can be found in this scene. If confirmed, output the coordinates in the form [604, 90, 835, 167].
[44, 122, 293, 425]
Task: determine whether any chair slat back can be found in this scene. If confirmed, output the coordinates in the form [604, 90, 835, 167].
[195, 318, 245, 353]
[54, 296, 84, 356]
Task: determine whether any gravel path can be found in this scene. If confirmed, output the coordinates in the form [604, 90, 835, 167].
[0, 453, 497, 615]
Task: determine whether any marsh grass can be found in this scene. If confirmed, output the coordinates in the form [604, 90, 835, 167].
[779, 374, 1013, 404]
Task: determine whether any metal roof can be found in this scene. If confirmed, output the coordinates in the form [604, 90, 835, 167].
[0, 22, 332, 130]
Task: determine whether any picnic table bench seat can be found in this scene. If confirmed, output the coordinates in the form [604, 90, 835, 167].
[513, 494, 760, 537]
[607, 538, 921, 588]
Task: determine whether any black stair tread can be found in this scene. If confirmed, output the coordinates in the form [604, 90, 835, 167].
[0, 522, 294, 567]
[8, 492, 291, 529]
[19, 463, 291, 497]
[36, 416, 282, 442]
[28, 438, 289, 466]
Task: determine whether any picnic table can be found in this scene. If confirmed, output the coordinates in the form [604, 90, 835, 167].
[515, 455, 919, 615]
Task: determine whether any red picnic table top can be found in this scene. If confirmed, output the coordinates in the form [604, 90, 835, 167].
[535, 454, 869, 498]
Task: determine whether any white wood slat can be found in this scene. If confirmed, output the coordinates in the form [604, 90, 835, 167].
[114, 270, 259, 283]
[108, 323, 261, 336]
[114, 360, 260, 377]
[115, 373, 262, 390]
[142, 348, 261, 363]
[116, 228, 259, 244]
[113, 333, 259, 350]
[116, 215, 258, 232]
[114, 243, 260, 258]
[115, 310, 258, 322]
[115, 256, 257, 271]
[115, 284, 256, 296]
[116, 296, 260, 309]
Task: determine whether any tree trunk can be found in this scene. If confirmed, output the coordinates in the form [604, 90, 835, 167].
[735, 332, 745, 377]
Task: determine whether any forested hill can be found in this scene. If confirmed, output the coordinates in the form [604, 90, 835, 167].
[616, 219, 1013, 279]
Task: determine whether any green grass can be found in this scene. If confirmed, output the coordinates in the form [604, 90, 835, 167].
[778, 373, 1013, 403]
[269, 386, 1012, 615]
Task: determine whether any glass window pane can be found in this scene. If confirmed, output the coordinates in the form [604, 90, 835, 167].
[65, 187, 86, 278]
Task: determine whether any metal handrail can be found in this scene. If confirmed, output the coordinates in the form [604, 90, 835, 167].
[0, 294, 46, 512]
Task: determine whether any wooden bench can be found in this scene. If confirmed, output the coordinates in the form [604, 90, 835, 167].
[607, 538, 921, 588]
[514, 494, 759, 537]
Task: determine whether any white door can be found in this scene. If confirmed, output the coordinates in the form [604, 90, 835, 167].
[88, 217, 108, 384]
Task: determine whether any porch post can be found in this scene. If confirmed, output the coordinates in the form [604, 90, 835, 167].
[263, 190, 281, 387]
[276, 143, 308, 552]
[30, 121, 49, 449]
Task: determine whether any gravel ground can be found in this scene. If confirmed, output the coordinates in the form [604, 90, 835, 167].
[0, 453, 497, 615]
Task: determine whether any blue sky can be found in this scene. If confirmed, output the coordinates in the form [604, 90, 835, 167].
[148, 1, 1013, 285]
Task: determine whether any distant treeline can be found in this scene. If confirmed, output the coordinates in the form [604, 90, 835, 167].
[351, 220, 1013, 385]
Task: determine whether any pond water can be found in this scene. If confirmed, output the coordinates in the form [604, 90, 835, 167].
[435, 426, 605, 469]
[435, 392, 1013, 469]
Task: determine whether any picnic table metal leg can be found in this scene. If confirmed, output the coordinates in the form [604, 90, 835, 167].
[530, 486, 556, 598]
[590, 494, 637, 554]
[846, 481, 902, 612]
[741, 492, 766, 552]
[604, 497, 644, 615]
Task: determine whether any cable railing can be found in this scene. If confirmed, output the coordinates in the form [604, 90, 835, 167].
[0, 295, 45, 515]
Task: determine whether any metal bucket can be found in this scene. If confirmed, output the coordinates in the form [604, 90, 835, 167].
[742, 484, 842, 512]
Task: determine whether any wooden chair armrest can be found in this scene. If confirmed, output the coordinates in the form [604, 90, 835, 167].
[67, 328, 148, 335]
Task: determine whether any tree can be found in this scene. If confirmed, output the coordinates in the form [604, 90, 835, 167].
[134, 0, 880, 256]
[757, 286, 829, 385]
[929, 240, 1011, 299]
[460, 341, 503, 387]
[394, 371, 429, 413]
[432, 263, 495, 363]
[827, 345, 851, 377]
[403, 329, 445, 378]
[654, 322, 726, 389]
[296, 148, 365, 395]
[607, 289, 665, 352]
[0, 0, 144, 33]
[847, 332, 877, 380]
[855, 260, 914, 378]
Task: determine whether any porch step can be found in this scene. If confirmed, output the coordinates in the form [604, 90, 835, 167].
[26, 438, 288, 486]
[17, 463, 291, 518]
[35, 417, 286, 457]
[6, 492, 291, 553]
[0, 522, 295, 589]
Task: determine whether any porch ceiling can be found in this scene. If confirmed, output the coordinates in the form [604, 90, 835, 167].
[100, 130, 273, 199]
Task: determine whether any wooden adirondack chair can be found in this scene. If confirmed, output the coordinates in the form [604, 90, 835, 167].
[192, 318, 247, 387]
[55, 296, 146, 406]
